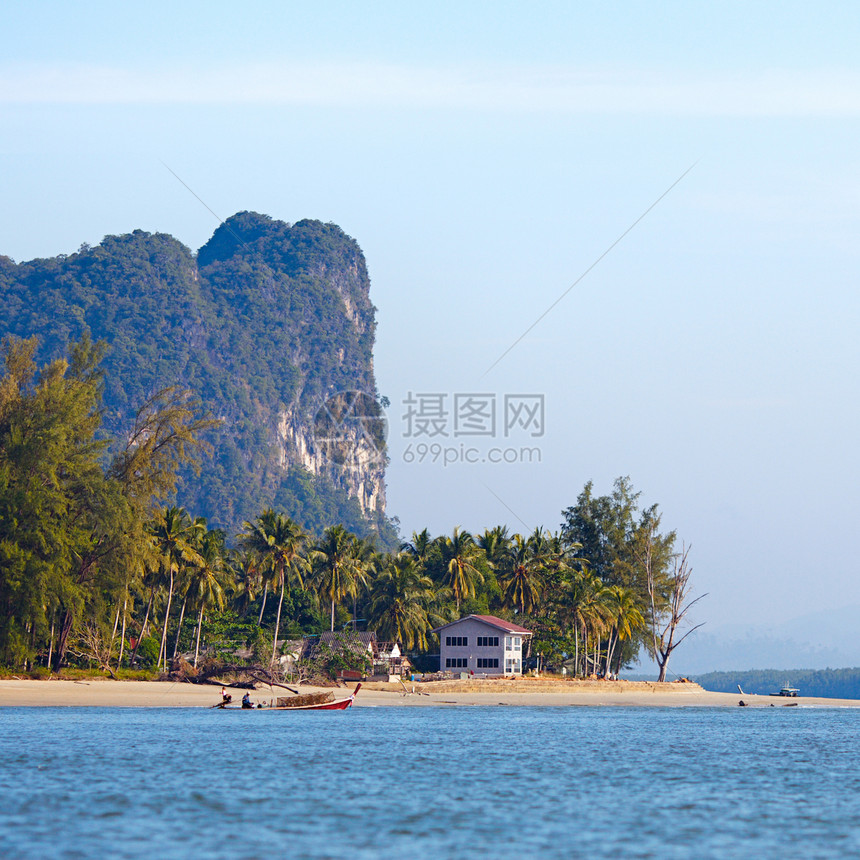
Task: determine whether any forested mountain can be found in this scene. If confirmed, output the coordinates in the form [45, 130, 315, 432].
[0, 212, 396, 545]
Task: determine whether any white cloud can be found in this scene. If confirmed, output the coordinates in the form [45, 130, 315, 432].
[2, 60, 860, 117]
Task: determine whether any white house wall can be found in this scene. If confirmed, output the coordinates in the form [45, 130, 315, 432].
[438, 617, 527, 676]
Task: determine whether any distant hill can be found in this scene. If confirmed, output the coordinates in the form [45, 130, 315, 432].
[0, 212, 397, 545]
[695, 668, 860, 700]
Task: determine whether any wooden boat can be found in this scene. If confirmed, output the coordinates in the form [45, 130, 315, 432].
[214, 683, 360, 711]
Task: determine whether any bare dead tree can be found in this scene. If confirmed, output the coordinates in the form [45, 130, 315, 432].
[646, 544, 706, 682]
[67, 624, 118, 679]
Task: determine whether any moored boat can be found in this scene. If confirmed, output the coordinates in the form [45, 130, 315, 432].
[770, 683, 799, 698]
[214, 683, 360, 711]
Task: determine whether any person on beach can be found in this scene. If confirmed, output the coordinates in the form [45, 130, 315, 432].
[220, 687, 232, 704]
[241, 692, 253, 709]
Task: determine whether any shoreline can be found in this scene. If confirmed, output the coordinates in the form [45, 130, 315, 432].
[2, 677, 860, 708]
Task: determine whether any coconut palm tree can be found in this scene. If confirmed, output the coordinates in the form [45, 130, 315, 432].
[478, 525, 510, 569]
[312, 525, 365, 632]
[171, 516, 210, 659]
[229, 551, 259, 618]
[566, 566, 611, 676]
[499, 533, 545, 616]
[400, 528, 433, 562]
[239, 510, 310, 665]
[367, 554, 435, 650]
[149, 506, 204, 671]
[437, 527, 483, 611]
[186, 528, 227, 667]
[602, 584, 644, 677]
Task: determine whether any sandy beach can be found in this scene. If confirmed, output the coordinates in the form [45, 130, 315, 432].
[2, 677, 859, 708]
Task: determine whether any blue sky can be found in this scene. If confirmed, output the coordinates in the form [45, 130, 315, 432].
[2, 2, 859, 657]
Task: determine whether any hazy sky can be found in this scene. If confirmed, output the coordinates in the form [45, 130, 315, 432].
[2, 2, 859, 647]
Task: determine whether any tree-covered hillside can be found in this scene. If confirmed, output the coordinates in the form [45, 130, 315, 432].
[696, 668, 860, 700]
[0, 213, 396, 545]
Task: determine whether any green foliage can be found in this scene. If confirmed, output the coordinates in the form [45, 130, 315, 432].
[560, 476, 675, 662]
[135, 636, 160, 669]
[245, 626, 273, 664]
[311, 633, 372, 679]
[0, 335, 130, 666]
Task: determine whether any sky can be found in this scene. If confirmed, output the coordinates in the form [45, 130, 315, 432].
[2, 2, 859, 666]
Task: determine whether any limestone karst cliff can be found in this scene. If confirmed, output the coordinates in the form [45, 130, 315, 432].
[0, 212, 396, 544]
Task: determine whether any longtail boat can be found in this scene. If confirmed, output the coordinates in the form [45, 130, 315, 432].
[214, 683, 360, 711]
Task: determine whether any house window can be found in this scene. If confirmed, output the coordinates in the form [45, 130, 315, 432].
[514, 637, 521, 648]
[477, 636, 499, 647]
[446, 657, 468, 668]
[446, 635, 468, 647]
[505, 637, 512, 650]
[477, 658, 499, 669]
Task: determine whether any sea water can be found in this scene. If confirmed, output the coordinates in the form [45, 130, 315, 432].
[0, 706, 858, 859]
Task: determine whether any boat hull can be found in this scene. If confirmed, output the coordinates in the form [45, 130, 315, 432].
[215, 683, 360, 711]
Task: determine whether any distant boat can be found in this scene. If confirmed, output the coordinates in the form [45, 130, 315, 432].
[770, 683, 799, 698]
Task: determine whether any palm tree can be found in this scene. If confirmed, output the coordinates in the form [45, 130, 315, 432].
[565, 566, 611, 676]
[186, 529, 227, 667]
[229, 551, 259, 618]
[128, 533, 160, 667]
[499, 533, 545, 616]
[239, 510, 310, 665]
[602, 584, 644, 677]
[367, 554, 435, 650]
[478, 525, 510, 569]
[437, 527, 483, 611]
[312, 525, 365, 631]
[400, 528, 433, 562]
[149, 506, 204, 671]
[171, 516, 209, 659]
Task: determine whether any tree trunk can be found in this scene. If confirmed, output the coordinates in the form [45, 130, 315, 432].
[330, 598, 335, 632]
[258, 582, 268, 625]
[47, 615, 55, 671]
[158, 570, 175, 671]
[194, 603, 205, 668]
[130, 586, 155, 666]
[605, 631, 616, 678]
[582, 627, 588, 676]
[272, 581, 286, 666]
[117, 594, 128, 670]
[172, 593, 188, 658]
[52, 609, 75, 673]
[109, 601, 121, 655]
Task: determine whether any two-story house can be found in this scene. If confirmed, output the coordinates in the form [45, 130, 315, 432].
[433, 614, 532, 676]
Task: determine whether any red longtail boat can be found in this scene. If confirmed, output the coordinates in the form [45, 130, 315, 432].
[214, 683, 360, 711]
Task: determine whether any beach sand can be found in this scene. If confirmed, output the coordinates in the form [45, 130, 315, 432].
[1, 677, 859, 708]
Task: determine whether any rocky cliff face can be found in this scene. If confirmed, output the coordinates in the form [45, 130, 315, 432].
[277, 401, 386, 516]
[0, 212, 396, 544]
